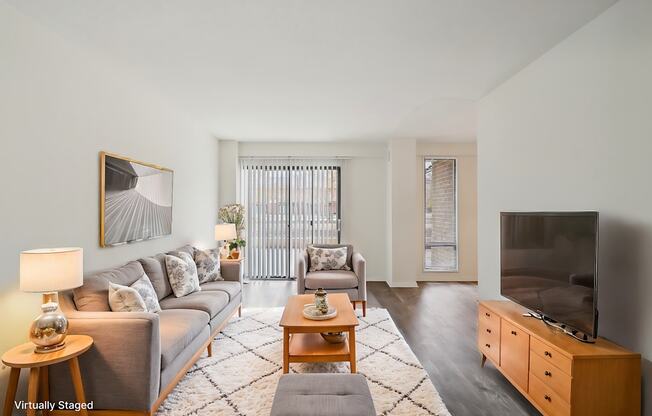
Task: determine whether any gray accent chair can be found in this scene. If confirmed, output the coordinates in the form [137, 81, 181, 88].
[270, 374, 376, 416]
[297, 244, 367, 316]
[48, 245, 242, 415]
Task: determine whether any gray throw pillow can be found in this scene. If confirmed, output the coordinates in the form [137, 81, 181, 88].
[194, 248, 222, 283]
[307, 246, 351, 272]
[165, 252, 201, 297]
[108, 282, 147, 312]
[130, 274, 162, 313]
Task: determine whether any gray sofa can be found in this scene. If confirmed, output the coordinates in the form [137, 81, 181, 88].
[296, 244, 367, 316]
[49, 245, 242, 415]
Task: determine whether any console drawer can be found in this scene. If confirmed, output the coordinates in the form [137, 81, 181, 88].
[530, 352, 571, 403]
[531, 337, 572, 376]
[478, 320, 500, 364]
[478, 304, 500, 332]
[529, 373, 570, 416]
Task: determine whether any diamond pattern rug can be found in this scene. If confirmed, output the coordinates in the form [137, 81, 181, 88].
[157, 307, 451, 416]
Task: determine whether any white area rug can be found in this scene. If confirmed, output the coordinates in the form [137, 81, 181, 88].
[157, 308, 451, 416]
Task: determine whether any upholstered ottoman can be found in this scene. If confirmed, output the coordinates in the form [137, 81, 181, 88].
[270, 374, 376, 416]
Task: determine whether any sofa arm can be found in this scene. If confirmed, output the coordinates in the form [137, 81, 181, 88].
[49, 311, 161, 411]
[352, 252, 367, 301]
[221, 260, 242, 282]
[296, 252, 308, 294]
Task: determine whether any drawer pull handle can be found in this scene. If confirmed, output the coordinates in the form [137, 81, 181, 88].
[544, 371, 552, 377]
[544, 395, 551, 402]
[486, 329, 491, 333]
[511, 330, 517, 336]
[485, 343, 490, 348]
[485, 312, 490, 317]
[544, 351, 552, 357]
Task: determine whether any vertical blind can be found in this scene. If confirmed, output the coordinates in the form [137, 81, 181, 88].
[239, 159, 341, 279]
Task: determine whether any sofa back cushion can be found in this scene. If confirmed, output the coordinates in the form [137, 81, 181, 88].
[73, 261, 145, 311]
[168, 245, 195, 259]
[308, 244, 353, 270]
[138, 254, 172, 300]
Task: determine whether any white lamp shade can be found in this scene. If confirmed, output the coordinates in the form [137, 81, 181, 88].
[20, 248, 83, 292]
[215, 224, 237, 241]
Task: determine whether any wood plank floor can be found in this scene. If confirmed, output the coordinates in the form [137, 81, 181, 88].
[243, 280, 540, 416]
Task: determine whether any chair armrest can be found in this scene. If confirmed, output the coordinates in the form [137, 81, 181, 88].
[49, 311, 161, 411]
[296, 252, 308, 294]
[352, 252, 367, 301]
[221, 260, 242, 282]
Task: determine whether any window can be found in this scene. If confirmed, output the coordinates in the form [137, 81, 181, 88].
[239, 159, 341, 279]
[424, 158, 457, 271]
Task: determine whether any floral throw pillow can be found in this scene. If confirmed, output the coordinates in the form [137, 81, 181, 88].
[308, 246, 351, 272]
[165, 252, 201, 297]
[194, 248, 222, 283]
[130, 274, 162, 312]
[108, 282, 147, 312]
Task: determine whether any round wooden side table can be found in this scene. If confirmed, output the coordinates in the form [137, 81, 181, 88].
[1, 335, 93, 416]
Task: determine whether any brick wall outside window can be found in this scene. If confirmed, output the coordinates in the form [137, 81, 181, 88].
[424, 158, 457, 271]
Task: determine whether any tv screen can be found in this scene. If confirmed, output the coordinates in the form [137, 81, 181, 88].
[100, 152, 174, 247]
[500, 212, 598, 337]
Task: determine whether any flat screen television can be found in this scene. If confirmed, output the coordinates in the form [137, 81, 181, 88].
[500, 211, 598, 338]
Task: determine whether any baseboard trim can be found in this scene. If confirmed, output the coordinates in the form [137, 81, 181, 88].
[387, 281, 419, 288]
[417, 278, 478, 283]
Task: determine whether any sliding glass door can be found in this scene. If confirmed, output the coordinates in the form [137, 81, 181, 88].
[239, 159, 341, 279]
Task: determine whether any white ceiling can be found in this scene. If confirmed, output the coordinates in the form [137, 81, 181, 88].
[7, 0, 617, 142]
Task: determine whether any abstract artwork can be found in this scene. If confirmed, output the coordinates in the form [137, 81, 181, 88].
[100, 152, 173, 247]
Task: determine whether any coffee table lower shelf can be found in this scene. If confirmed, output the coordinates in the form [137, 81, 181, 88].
[289, 333, 350, 362]
[283, 331, 357, 373]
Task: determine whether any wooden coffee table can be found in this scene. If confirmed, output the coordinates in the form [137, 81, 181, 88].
[280, 293, 359, 373]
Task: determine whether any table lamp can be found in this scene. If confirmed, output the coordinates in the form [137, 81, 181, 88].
[20, 247, 83, 353]
[215, 224, 237, 259]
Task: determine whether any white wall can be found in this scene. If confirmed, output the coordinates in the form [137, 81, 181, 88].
[477, 0, 652, 412]
[235, 141, 389, 281]
[218, 140, 239, 205]
[416, 143, 477, 281]
[0, 3, 219, 410]
[387, 139, 419, 286]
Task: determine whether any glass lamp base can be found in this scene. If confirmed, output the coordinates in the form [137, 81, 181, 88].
[30, 292, 69, 354]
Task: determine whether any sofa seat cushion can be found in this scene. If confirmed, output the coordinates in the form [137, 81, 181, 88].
[199, 281, 242, 301]
[159, 290, 230, 318]
[305, 270, 359, 290]
[159, 309, 209, 369]
[304, 288, 360, 302]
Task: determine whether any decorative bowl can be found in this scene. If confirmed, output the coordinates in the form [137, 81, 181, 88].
[321, 332, 347, 344]
[302, 305, 337, 320]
